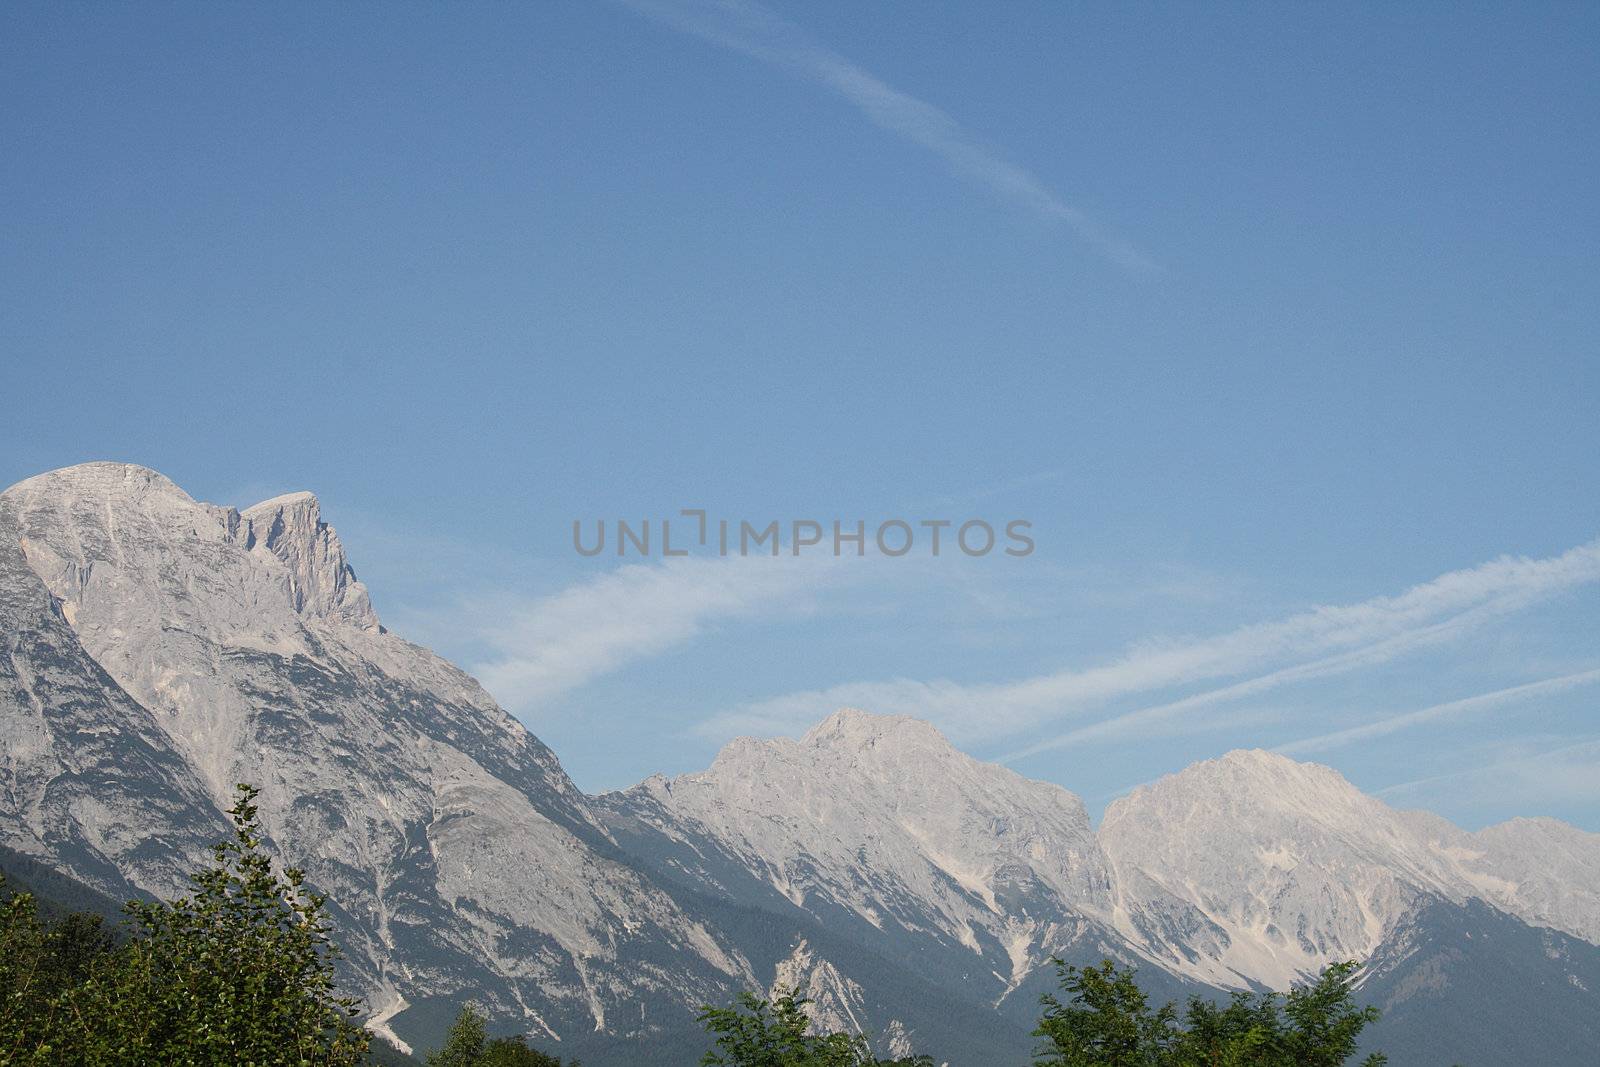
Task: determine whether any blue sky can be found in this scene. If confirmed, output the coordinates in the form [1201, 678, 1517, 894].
[3, 2, 1597, 828]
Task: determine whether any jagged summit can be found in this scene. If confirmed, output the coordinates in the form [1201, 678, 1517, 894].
[697, 708, 958, 771]
[1214, 746, 1300, 768]
[240, 487, 378, 631]
[1132, 748, 1356, 790]
[607, 704, 1113, 981]
[244, 489, 319, 511]
[1170, 745, 1339, 778]
[1484, 813, 1594, 836]
[1108, 748, 1385, 837]
[801, 706, 953, 749]
[1096, 743, 1600, 989]
[1, 463, 380, 633]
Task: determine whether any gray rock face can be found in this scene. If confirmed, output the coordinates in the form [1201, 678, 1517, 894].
[239, 491, 380, 632]
[599, 708, 1123, 1004]
[0, 478, 227, 902]
[1099, 750, 1464, 989]
[606, 722, 1600, 1063]
[1407, 811, 1600, 947]
[1099, 749, 1600, 990]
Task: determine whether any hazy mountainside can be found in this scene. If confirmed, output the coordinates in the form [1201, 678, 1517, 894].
[1100, 749, 1600, 992]
[1403, 809, 1600, 946]
[596, 709, 1170, 1063]
[3, 462, 1600, 1064]
[1358, 896, 1600, 1067]
[0, 840, 129, 925]
[598, 710, 1126, 1005]
[601, 721, 1600, 1063]
[1099, 750, 1480, 990]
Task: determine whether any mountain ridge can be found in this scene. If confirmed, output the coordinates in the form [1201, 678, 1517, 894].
[3, 462, 1598, 1064]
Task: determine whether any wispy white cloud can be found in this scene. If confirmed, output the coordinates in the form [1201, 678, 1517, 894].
[1275, 669, 1600, 756]
[701, 539, 1600, 748]
[621, 0, 1153, 271]
[471, 554, 838, 713]
[993, 594, 1589, 761]
[1376, 737, 1600, 811]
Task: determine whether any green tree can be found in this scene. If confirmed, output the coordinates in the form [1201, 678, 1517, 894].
[481, 1032, 579, 1066]
[1274, 962, 1385, 1067]
[698, 988, 933, 1067]
[1034, 958, 1180, 1066]
[50, 784, 370, 1065]
[425, 1003, 578, 1067]
[428, 1005, 489, 1067]
[35, 911, 117, 994]
[2, 874, 129, 1064]
[1034, 958, 1386, 1067]
[0, 880, 56, 1061]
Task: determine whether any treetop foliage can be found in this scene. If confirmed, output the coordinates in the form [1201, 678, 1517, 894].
[424, 1004, 577, 1066]
[1, 784, 368, 1066]
[697, 989, 933, 1067]
[1032, 957, 1385, 1067]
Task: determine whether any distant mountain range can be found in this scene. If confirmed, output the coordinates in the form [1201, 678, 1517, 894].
[2, 463, 1597, 1065]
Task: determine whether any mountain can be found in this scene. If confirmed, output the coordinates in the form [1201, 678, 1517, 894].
[1359, 896, 1600, 1066]
[0, 463, 751, 1058]
[605, 725, 1600, 1064]
[1097, 750, 1600, 1065]
[597, 708, 1163, 1062]
[1404, 810, 1600, 946]
[3, 462, 1599, 1064]
[1100, 750, 1600, 989]
[1099, 749, 1477, 990]
[0, 839, 129, 926]
[599, 711, 1121, 996]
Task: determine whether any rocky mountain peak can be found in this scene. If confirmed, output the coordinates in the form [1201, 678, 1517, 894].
[1098, 747, 1490, 989]
[241, 489, 378, 631]
[4, 460, 189, 502]
[2, 462, 220, 542]
[801, 706, 954, 752]
[1104, 748, 1374, 830]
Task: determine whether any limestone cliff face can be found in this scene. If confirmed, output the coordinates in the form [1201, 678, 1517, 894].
[599, 707, 1122, 1006]
[240, 491, 380, 633]
[0, 471, 226, 903]
[1099, 749, 1600, 990]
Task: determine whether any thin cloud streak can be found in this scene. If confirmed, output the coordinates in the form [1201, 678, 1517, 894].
[621, 0, 1154, 271]
[701, 538, 1600, 747]
[472, 553, 840, 714]
[993, 594, 1581, 762]
[1376, 737, 1600, 809]
[1276, 669, 1600, 756]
